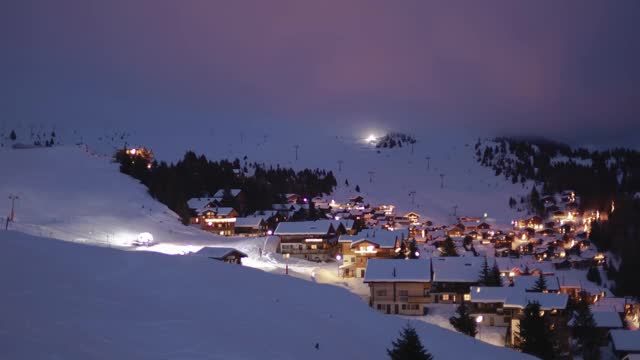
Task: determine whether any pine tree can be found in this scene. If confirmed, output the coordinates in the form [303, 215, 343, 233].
[355, 185, 360, 192]
[490, 261, 503, 287]
[9, 130, 16, 141]
[387, 324, 433, 360]
[478, 257, 491, 285]
[532, 274, 548, 292]
[345, 179, 349, 186]
[440, 236, 458, 257]
[449, 303, 478, 337]
[518, 301, 555, 359]
[573, 295, 600, 360]
[586, 266, 602, 285]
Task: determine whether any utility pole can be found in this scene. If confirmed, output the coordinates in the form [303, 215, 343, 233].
[368, 171, 375, 184]
[409, 191, 416, 205]
[338, 160, 343, 172]
[8, 194, 18, 222]
[440, 174, 445, 189]
[294, 144, 299, 161]
[426, 156, 431, 171]
[453, 205, 458, 217]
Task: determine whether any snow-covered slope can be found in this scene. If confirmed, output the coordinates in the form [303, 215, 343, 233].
[2, 123, 530, 228]
[0, 146, 213, 247]
[0, 231, 532, 359]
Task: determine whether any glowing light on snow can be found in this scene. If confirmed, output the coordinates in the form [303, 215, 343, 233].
[137, 232, 154, 245]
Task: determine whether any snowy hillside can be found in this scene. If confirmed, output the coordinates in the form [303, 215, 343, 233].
[2, 123, 532, 227]
[0, 231, 533, 359]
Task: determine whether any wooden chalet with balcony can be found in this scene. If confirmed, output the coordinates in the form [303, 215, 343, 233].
[199, 207, 239, 236]
[274, 220, 340, 261]
[430, 256, 483, 304]
[337, 230, 403, 278]
[364, 259, 432, 315]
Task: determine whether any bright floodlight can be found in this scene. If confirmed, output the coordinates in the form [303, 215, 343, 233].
[136, 232, 153, 245]
[267, 230, 273, 235]
[415, 251, 420, 257]
[476, 315, 483, 323]
[336, 254, 342, 261]
[366, 134, 377, 142]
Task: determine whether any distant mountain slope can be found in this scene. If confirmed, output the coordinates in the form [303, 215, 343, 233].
[0, 231, 533, 359]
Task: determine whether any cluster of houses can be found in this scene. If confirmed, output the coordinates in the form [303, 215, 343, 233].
[186, 189, 640, 357]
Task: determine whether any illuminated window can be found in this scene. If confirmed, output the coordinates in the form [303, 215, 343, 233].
[463, 294, 471, 301]
[442, 294, 450, 301]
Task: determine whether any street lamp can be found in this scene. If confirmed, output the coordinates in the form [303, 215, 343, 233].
[335, 254, 342, 276]
[476, 315, 483, 340]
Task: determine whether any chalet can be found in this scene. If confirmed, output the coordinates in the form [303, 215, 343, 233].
[570, 307, 623, 346]
[404, 212, 420, 224]
[274, 221, 339, 261]
[469, 286, 569, 350]
[187, 197, 216, 224]
[364, 259, 432, 315]
[212, 189, 246, 213]
[609, 330, 640, 359]
[337, 230, 402, 278]
[199, 207, 239, 236]
[234, 216, 267, 236]
[194, 247, 247, 264]
[285, 193, 301, 204]
[349, 196, 364, 204]
[478, 222, 491, 231]
[446, 224, 465, 238]
[431, 257, 483, 304]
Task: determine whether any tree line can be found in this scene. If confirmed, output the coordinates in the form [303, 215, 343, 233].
[115, 149, 337, 224]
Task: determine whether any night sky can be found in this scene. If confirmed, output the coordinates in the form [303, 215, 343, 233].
[3, 0, 640, 147]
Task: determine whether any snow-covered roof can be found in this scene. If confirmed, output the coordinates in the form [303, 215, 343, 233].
[503, 292, 568, 310]
[187, 197, 215, 210]
[338, 230, 400, 248]
[610, 330, 640, 353]
[593, 297, 628, 313]
[194, 247, 247, 259]
[469, 286, 514, 303]
[234, 216, 264, 228]
[274, 221, 334, 236]
[213, 189, 242, 198]
[253, 210, 278, 218]
[363, 259, 431, 283]
[201, 207, 236, 217]
[432, 257, 483, 283]
[512, 275, 560, 292]
[591, 309, 624, 329]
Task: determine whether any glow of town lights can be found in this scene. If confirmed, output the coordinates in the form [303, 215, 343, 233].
[129, 148, 137, 155]
[366, 134, 377, 142]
